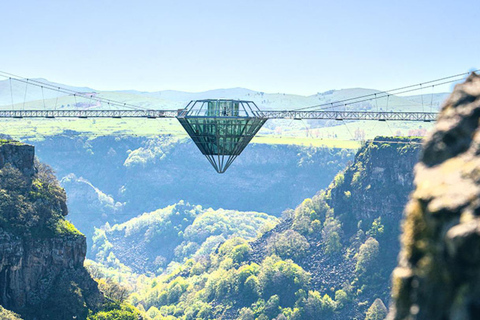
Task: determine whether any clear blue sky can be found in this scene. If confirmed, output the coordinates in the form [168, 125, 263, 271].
[0, 0, 478, 95]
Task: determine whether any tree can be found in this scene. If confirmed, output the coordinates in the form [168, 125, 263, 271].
[266, 230, 310, 260]
[355, 237, 380, 276]
[243, 275, 260, 303]
[35, 160, 59, 186]
[335, 289, 349, 310]
[302, 291, 323, 318]
[258, 257, 310, 307]
[238, 308, 255, 320]
[97, 278, 130, 303]
[367, 217, 384, 238]
[264, 295, 280, 319]
[365, 298, 388, 320]
[322, 217, 343, 254]
[88, 309, 139, 320]
[0, 306, 22, 320]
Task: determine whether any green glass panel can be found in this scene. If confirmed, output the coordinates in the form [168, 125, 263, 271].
[177, 116, 266, 173]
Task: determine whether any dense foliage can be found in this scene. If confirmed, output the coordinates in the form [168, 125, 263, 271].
[91, 202, 278, 274]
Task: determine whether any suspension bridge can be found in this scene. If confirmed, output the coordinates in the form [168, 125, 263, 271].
[0, 70, 475, 172]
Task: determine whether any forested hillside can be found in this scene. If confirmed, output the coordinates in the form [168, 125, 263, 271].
[85, 136, 420, 319]
[91, 202, 278, 274]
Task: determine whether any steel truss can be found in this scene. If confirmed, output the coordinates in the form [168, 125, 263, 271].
[261, 110, 437, 121]
[0, 109, 437, 121]
[0, 109, 178, 119]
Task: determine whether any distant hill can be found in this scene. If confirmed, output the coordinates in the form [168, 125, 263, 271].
[403, 92, 449, 109]
[0, 77, 447, 112]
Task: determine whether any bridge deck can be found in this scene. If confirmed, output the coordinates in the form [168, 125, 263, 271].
[0, 109, 437, 121]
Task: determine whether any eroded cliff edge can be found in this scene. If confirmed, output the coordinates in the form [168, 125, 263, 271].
[0, 140, 102, 319]
[389, 73, 480, 319]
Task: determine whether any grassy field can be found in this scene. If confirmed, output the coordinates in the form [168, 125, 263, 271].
[252, 136, 361, 148]
[0, 118, 185, 140]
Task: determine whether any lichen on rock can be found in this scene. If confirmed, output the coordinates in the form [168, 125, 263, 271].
[388, 73, 480, 320]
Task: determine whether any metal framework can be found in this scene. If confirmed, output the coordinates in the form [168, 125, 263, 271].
[0, 109, 437, 121]
[177, 100, 267, 173]
[261, 110, 437, 122]
[0, 99, 438, 173]
[0, 109, 178, 118]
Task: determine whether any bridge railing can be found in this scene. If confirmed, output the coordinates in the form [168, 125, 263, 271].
[261, 110, 438, 121]
[0, 109, 438, 121]
[0, 109, 179, 118]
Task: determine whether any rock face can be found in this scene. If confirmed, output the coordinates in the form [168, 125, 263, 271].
[388, 73, 480, 319]
[0, 142, 102, 319]
[330, 136, 420, 233]
[0, 229, 101, 319]
[0, 141, 35, 178]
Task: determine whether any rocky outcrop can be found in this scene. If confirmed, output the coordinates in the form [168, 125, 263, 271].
[0, 229, 101, 319]
[330, 136, 420, 233]
[0, 141, 35, 178]
[0, 141, 102, 319]
[388, 73, 480, 319]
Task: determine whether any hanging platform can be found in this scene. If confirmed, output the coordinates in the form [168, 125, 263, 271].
[177, 99, 266, 173]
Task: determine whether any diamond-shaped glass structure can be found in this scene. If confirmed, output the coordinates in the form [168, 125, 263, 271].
[177, 99, 266, 173]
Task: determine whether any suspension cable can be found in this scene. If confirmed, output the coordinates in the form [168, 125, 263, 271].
[0, 71, 147, 111]
[294, 70, 478, 111]
[9, 78, 14, 110]
[299, 77, 468, 112]
[1, 69, 477, 114]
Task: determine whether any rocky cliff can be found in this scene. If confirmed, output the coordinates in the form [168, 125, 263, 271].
[246, 136, 421, 319]
[0, 141, 35, 178]
[389, 73, 480, 319]
[0, 141, 102, 320]
[331, 136, 421, 234]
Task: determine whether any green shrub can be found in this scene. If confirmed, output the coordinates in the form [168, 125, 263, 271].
[367, 217, 384, 238]
[258, 256, 310, 307]
[334, 173, 345, 187]
[322, 217, 343, 254]
[266, 230, 310, 260]
[355, 237, 380, 276]
[365, 298, 388, 320]
[335, 289, 349, 309]
[88, 302, 142, 320]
